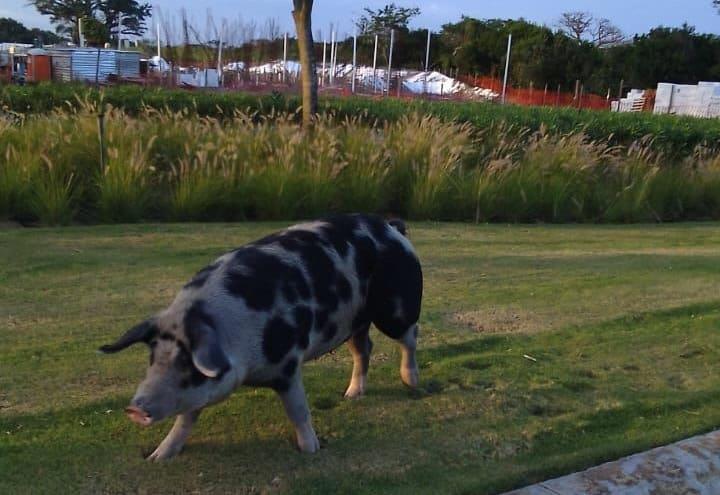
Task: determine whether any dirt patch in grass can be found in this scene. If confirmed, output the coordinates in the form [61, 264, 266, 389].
[452, 307, 539, 334]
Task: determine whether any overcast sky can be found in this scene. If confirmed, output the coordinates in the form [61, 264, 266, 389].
[2, 0, 719, 39]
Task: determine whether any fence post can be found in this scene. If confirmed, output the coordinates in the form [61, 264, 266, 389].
[543, 83, 548, 106]
[556, 84, 561, 106]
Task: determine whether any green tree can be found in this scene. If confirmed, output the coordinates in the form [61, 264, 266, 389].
[356, 3, 420, 35]
[0, 17, 61, 44]
[81, 16, 110, 46]
[97, 0, 151, 42]
[355, 3, 421, 67]
[31, 0, 94, 44]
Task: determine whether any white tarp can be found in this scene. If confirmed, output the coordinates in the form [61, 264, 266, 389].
[654, 82, 720, 118]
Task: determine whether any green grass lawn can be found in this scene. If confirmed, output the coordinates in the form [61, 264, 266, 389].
[2, 222, 720, 494]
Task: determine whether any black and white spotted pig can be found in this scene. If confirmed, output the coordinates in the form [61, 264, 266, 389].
[100, 214, 422, 461]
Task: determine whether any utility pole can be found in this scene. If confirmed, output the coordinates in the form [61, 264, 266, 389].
[157, 23, 161, 58]
[501, 34, 512, 104]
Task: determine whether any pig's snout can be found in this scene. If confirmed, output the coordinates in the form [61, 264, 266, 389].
[125, 404, 153, 427]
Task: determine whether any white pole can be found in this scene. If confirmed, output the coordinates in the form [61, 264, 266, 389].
[351, 30, 357, 93]
[79, 17, 85, 47]
[425, 29, 431, 72]
[157, 22, 161, 58]
[217, 29, 223, 85]
[502, 34, 512, 104]
[321, 39, 327, 87]
[332, 32, 338, 81]
[330, 30, 336, 84]
[386, 29, 394, 97]
[283, 32, 288, 83]
[372, 34, 378, 93]
[117, 13, 123, 50]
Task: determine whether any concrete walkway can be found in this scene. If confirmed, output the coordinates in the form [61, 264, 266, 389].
[505, 430, 720, 495]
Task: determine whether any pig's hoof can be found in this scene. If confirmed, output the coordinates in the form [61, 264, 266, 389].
[401, 367, 419, 388]
[297, 432, 320, 454]
[146, 445, 180, 462]
[344, 384, 365, 399]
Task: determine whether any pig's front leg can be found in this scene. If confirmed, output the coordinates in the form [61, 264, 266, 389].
[147, 409, 202, 461]
[277, 375, 320, 453]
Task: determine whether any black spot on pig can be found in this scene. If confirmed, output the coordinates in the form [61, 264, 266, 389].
[225, 248, 311, 310]
[293, 306, 313, 349]
[263, 317, 297, 364]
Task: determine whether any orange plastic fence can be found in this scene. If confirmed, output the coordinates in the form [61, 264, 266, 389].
[463, 76, 611, 110]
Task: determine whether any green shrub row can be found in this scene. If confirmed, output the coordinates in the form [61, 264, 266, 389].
[2, 107, 719, 225]
[2, 83, 720, 158]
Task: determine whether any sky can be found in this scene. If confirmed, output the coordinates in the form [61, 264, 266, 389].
[2, 0, 719, 39]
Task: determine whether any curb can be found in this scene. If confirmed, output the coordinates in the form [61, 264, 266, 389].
[504, 430, 720, 495]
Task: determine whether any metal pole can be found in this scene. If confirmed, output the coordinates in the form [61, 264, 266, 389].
[98, 108, 105, 172]
[79, 17, 84, 48]
[372, 34, 378, 93]
[117, 13, 123, 50]
[386, 29, 394, 97]
[351, 30, 357, 93]
[283, 32, 288, 83]
[329, 30, 336, 85]
[501, 34, 512, 104]
[217, 29, 223, 86]
[332, 32, 338, 81]
[321, 39, 327, 87]
[157, 23, 161, 58]
[425, 29, 431, 72]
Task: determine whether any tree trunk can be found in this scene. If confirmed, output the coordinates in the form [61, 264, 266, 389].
[292, 0, 318, 127]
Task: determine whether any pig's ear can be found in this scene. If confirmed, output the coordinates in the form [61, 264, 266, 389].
[99, 319, 156, 354]
[188, 323, 231, 378]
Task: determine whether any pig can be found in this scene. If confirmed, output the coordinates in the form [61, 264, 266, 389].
[100, 214, 423, 461]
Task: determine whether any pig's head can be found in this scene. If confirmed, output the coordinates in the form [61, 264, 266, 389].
[99, 302, 234, 426]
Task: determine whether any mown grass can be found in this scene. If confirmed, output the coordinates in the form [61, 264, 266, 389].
[2, 222, 720, 494]
[2, 107, 720, 225]
[2, 83, 720, 157]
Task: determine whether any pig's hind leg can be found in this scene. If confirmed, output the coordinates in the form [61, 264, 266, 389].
[276, 372, 320, 453]
[344, 324, 373, 399]
[147, 409, 202, 461]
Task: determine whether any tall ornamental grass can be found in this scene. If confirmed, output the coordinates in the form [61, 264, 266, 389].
[1, 106, 719, 225]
